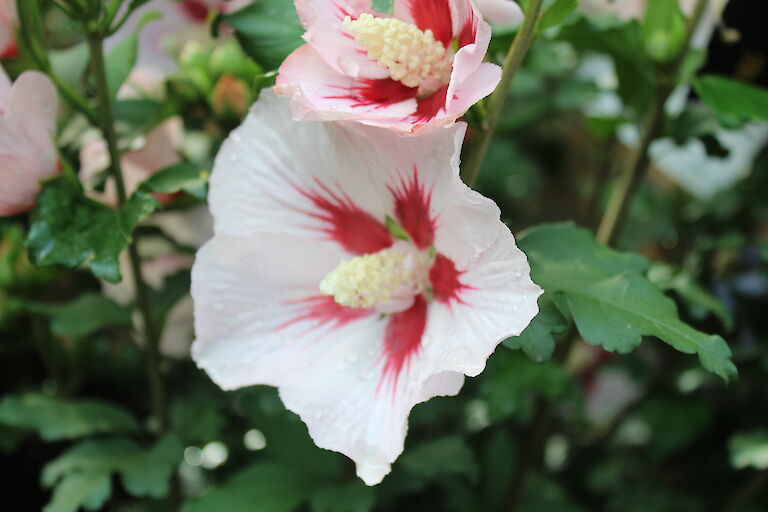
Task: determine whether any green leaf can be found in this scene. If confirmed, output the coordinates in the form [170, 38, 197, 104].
[181, 463, 311, 512]
[309, 481, 375, 512]
[518, 223, 737, 381]
[140, 162, 209, 201]
[223, 0, 304, 70]
[642, 0, 685, 62]
[371, 0, 393, 13]
[539, 0, 577, 31]
[25, 175, 159, 283]
[0, 393, 139, 441]
[504, 296, 566, 363]
[730, 431, 768, 470]
[42, 436, 182, 511]
[693, 75, 768, 124]
[32, 293, 133, 338]
[400, 437, 477, 481]
[105, 12, 160, 99]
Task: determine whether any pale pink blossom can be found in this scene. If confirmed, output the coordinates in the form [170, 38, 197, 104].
[79, 117, 184, 207]
[0, 0, 17, 59]
[578, 0, 725, 20]
[0, 66, 59, 216]
[275, 0, 502, 132]
[474, 0, 523, 27]
[191, 91, 541, 484]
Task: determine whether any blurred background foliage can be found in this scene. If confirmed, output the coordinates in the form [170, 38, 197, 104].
[1, 0, 768, 511]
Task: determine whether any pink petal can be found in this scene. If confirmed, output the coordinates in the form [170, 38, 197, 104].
[474, 0, 523, 27]
[297, 0, 389, 78]
[276, 44, 419, 126]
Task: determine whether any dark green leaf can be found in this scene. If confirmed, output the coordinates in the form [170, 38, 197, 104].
[140, 162, 209, 201]
[33, 293, 133, 338]
[223, 0, 304, 70]
[504, 296, 566, 362]
[181, 463, 310, 512]
[25, 175, 159, 283]
[540, 0, 578, 31]
[694, 75, 768, 123]
[0, 393, 139, 441]
[518, 223, 737, 381]
[400, 437, 477, 481]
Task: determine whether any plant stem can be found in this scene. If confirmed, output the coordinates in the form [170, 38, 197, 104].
[86, 34, 168, 433]
[596, 0, 711, 245]
[461, 0, 545, 187]
[504, 1, 712, 509]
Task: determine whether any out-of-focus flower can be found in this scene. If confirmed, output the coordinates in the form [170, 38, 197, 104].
[191, 91, 541, 485]
[79, 117, 184, 206]
[212, 74, 251, 117]
[275, 0, 502, 132]
[105, 205, 214, 358]
[0, 66, 59, 216]
[0, 0, 17, 59]
[579, 0, 727, 21]
[474, 0, 523, 28]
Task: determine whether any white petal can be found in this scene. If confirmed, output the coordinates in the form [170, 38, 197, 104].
[474, 0, 524, 27]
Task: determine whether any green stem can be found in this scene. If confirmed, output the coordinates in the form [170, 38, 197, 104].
[461, 0, 545, 187]
[596, 0, 711, 245]
[86, 34, 168, 433]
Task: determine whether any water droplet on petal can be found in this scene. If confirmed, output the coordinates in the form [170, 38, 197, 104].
[231, 133, 242, 142]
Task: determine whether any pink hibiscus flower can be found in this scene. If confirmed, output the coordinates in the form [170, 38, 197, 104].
[275, 0, 503, 132]
[0, 66, 59, 216]
[0, 0, 16, 59]
[191, 91, 541, 484]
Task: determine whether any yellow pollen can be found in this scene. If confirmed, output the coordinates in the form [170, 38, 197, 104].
[319, 248, 415, 308]
[343, 13, 452, 89]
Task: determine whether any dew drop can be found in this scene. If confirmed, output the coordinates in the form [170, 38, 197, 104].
[231, 133, 242, 143]
[228, 153, 239, 162]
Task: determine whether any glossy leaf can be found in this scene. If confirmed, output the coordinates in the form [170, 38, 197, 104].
[518, 223, 737, 381]
[694, 75, 768, 124]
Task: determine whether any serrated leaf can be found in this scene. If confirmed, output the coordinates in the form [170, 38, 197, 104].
[518, 223, 737, 381]
[42, 436, 182, 512]
[140, 162, 209, 201]
[25, 175, 159, 283]
[181, 463, 311, 512]
[400, 436, 477, 481]
[730, 431, 768, 470]
[504, 296, 566, 362]
[540, 0, 577, 31]
[693, 75, 768, 124]
[0, 393, 139, 441]
[223, 0, 304, 70]
[32, 293, 133, 338]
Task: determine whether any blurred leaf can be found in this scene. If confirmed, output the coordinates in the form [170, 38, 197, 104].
[730, 431, 768, 470]
[105, 12, 160, 99]
[648, 264, 733, 330]
[693, 75, 768, 124]
[223, 0, 304, 70]
[43, 436, 182, 511]
[540, 0, 577, 31]
[171, 392, 224, 444]
[518, 223, 737, 381]
[634, 397, 712, 459]
[32, 293, 133, 338]
[310, 481, 375, 512]
[481, 430, 515, 511]
[49, 43, 89, 88]
[140, 162, 209, 201]
[25, 175, 159, 283]
[400, 436, 477, 481]
[182, 463, 310, 512]
[0, 393, 139, 441]
[371, 0, 393, 13]
[504, 296, 567, 362]
[642, 0, 685, 61]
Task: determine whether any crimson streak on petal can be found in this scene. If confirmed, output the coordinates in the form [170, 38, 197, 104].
[325, 78, 418, 109]
[411, 86, 449, 124]
[389, 168, 435, 249]
[429, 254, 470, 304]
[382, 295, 428, 384]
[279, 295, 373, 332]
[297, 179, 393, 255]
[407, 0, 454, 47]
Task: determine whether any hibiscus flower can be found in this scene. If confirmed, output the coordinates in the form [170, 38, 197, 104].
[0, 66, 59, 216]
[191, 91, 541, 484]
[275, 0, 506, 132]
